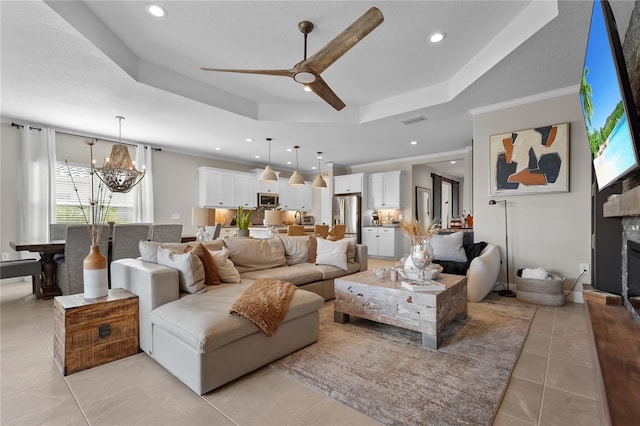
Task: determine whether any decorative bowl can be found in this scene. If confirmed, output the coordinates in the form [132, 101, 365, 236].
[397, 267, 420, 281]
[423, 263, 443, 280]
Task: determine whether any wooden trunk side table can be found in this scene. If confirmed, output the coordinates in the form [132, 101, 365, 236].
[54, 288, 139, 375]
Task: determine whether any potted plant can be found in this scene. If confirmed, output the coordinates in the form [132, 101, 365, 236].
[236, 205, 252, 237]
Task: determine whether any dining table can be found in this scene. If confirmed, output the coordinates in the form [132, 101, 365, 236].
[9, 240, 65, 299]
[9, 236, 196, 299]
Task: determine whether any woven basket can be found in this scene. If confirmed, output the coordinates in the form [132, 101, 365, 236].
[515, 273, 566, 306]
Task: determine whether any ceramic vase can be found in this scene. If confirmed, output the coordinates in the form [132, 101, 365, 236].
[83, 245, 108, 299]
[237, 229, 250, 238]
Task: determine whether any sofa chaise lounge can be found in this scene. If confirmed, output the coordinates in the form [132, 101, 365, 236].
[111, 236, 367, 395]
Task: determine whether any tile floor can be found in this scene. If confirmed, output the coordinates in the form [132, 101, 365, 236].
[1, 260, 601, 425]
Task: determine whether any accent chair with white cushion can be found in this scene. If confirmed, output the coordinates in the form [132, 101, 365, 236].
[406, 232, 500, 302]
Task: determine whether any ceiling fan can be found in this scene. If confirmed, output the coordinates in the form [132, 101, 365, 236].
[201, 7, 384, 111]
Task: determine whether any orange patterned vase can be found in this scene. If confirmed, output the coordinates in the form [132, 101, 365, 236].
[83, 245, 108, 299]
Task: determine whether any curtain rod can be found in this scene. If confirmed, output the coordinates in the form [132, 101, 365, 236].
[10, 122, 161, 151]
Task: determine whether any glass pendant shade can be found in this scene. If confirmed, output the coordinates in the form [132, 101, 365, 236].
[95, 116, 144, 193]
[260, 138, 278, 182]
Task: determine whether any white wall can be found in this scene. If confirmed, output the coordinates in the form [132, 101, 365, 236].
[472, 91, 592, 302]
[1, 124, 22, 260]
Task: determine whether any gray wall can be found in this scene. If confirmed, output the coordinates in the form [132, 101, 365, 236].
[472, 91, 592, 302]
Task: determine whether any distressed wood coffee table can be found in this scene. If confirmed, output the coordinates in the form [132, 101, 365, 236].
[334, 270, 467, 349]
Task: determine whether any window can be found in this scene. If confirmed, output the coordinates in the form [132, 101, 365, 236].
[55, 162, 134, 224]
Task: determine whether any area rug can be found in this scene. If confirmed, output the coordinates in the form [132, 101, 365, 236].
[270, 300, 536, 425]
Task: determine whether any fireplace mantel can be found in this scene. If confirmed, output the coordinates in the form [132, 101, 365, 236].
[603, 184, 640, 217]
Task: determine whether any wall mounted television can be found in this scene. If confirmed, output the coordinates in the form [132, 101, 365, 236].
[580, 0, 640, 191]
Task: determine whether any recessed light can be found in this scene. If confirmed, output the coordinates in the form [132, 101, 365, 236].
[145, 3, 167, 18]
[287, 161, 292, 165]
[312, 166, 317, 170]
[430, 32, 445, 43]
[304, 86, 312, 92]
[254, 155, 260, 159]
[215, 147, 222, 151]
[245, 138, 254, 142]
[286, 148, 293, 152]
[450, 160, 457, 164]
[410, 141, 418, 145]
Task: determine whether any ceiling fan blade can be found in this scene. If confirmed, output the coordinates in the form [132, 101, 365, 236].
[307, 76, 346, 111]
[303, 7, 383, 75]
[200, 67, 295, 78]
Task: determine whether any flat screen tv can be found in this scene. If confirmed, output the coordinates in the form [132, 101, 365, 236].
[580, 0, 640, 191]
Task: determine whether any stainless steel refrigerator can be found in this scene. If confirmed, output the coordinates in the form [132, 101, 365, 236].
[332, 194, 362, 243]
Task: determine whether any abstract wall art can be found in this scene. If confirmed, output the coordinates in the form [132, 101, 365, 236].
[489, 123, 570, 195]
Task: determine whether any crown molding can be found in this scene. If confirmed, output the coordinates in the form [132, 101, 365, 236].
[469, 85, 580, 116]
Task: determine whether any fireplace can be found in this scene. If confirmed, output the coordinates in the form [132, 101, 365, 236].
[622, 217, 640, 325]
[629, 241, 640, 296]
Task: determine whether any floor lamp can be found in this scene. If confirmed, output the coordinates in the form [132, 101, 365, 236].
[489, 199, 515, 297]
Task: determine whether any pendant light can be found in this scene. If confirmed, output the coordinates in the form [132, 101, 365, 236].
[312, 152, 327, 189]
[259, 137, 278, 182]
[289, 145, 305, 186]
[95, 116, 145, 193]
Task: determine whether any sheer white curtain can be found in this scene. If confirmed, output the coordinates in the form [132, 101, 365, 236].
[133, 143, 154, 223]
[20, 126, 56, 241]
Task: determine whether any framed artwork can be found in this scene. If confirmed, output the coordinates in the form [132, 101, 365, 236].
[489, 123, 569, 196]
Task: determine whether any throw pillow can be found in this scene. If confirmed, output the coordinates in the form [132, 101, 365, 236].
[157, 246, 205, 293]
[139, 241, 185, 263]
[185, 243, 220, 285]
[279, 236, 310, 265]
[208, 248, 241, 283]
[222, 238, 286, 273]
[308, 235, 318, 263]
[428, 232, 467, 263]
[315, 237, 349, 271]
[464, 241, 488, 269]
[344, 237, 357, 264]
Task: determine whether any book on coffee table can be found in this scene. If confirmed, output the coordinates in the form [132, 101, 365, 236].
[401, 281, 445, 292]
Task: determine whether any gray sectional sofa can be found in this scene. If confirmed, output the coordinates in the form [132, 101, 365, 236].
[110, 236, 367, 395]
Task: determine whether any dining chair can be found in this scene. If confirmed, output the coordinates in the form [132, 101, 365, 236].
[314, 224, 329, 238]
[328, 224, 346, 240]
[287, 225, 305, 236]
[150, 224, 183, 243]
[208, 223, 222, 240]
[56, 224, 109, 295]
[49, 223, 68, 240]
[111, 223, 152, 261]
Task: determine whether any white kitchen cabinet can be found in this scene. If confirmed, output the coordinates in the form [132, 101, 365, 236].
[367, 171, 404, 209]
[257, 174, 279, 193]
[294, 182, 312, 210]
[234, 174, 257, 208]
[334, 173, 364, 194]
[362, 226, 403, 258]
[278, 179, 312, 211]
[198, 167, 257, 208]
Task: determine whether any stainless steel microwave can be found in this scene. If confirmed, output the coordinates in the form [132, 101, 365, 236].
[257, 193, 279, 207]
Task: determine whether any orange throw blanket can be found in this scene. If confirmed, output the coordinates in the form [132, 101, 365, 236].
[230, 279, 297, 336]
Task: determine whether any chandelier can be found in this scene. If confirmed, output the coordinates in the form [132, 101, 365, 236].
[95, 116, 145, 193]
